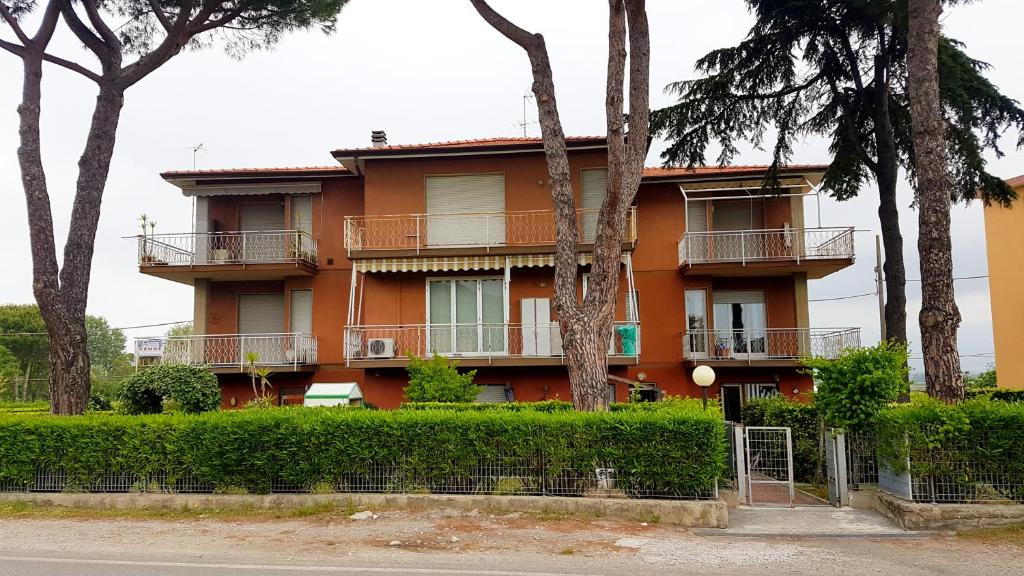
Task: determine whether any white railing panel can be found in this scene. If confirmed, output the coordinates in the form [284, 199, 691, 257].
[683, 328, 860, 361]
[677, 228, 855, 266]
[137, 230, 317, 267]
[344, 208, 638, 252]
[344, 322, 640, 361]
[138, 333, 317, 369]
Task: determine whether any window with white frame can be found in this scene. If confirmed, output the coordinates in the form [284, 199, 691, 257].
[427, 278, 505, 355]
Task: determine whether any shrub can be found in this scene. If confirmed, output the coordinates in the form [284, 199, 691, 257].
[965, 388, 1024, 403]
[0, 406, 726, 498]
[403, 354, 481, 403]
[803, 341, 908, 430]
[874, 397, 1024, 501]
[610, 396, 711, 412]
[117, 364, 221, 415]
[963, 368, 996, 390]
[0, 401, 48, 414]
[742, 396, 822, 483]
[400, 400, 574, 412]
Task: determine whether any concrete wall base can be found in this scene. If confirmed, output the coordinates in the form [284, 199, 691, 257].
[0, 492, 728, 528]
[852, 488, 1024, 531]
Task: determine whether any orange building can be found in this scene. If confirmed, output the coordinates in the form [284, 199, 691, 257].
[136, 134, 859, 419]
[983, 175, 1024, 389]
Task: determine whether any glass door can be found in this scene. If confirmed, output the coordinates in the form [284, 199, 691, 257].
[685, 290, 708, 358]
[712, 291, 767, 358]
[427, 278, 506, 356]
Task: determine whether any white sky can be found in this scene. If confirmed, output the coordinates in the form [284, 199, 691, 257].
[1, 0, 1021, 374]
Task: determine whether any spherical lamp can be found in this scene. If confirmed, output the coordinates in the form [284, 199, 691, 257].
[692, 365, 716, 410]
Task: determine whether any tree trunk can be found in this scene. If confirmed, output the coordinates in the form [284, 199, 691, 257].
[469, 0, 649, 411]
[907, 0, 963, 402]
[870, 59, 908, 347]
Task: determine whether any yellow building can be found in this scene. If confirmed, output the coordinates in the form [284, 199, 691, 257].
[983, 175, 1024, 389]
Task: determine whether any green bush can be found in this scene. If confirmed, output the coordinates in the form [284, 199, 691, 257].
[403, 354, 482, 403]
[0, 401, 48, 414]
[965, 388, 1024, 403]
[742, 396, 822, 483]
[400, 400, 574, 412]
[610, 396, 711, 412]
[874, 397, 1024, 501]
[117, 365, 221, 415]
[0, 406, 726, 498]
[803, 341, 908, 429]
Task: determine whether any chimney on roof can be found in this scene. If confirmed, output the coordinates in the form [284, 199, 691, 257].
[371, 130, 387, 148]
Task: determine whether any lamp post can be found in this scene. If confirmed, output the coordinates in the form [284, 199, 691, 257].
[692, 365, 716, 410]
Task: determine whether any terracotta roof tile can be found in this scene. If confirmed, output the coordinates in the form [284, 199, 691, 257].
[641, 164, 828, 179]
[1006, 175, 1024, 188]
[331, 136, 605, 156]
[161, 166, 350, 179]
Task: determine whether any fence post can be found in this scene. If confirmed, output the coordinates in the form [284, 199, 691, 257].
[734, 424, 747, 505]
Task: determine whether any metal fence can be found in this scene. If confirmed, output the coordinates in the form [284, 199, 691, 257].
[0, 457, 718, 500]
[844, 428, 1023, 505]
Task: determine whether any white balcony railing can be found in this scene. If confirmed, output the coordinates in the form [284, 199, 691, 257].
[344, 322, 640, 361]
[137, 230, 317, 267]
[682, 328, 860, 361]
[344, 208, 638, 253]
[135, 333, 317, 369]
[677, 227, 855, 267]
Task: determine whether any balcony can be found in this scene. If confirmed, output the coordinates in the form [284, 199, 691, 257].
[343, 208, 637, 258]
[136, 230, 317, 284]
[682, 328, 861, 367]
[344, 322, 640, 368]
[134, 333, 318, 373]
[677, 227, 855, 278]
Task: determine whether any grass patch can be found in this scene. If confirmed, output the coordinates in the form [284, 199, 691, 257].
[0, 500, 361, 522]
[958, 523, 1024, 547]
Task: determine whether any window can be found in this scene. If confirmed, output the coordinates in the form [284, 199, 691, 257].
[712, 291, 766, 358]
[427, 278, 505, 355]
[425, 174, 505, 246]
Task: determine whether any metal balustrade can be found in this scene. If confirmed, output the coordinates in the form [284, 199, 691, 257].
[344, 208, 638, 253]
[135, 333, 317, 369]
[344, 322, 640, 361]
[136, 230, 317, 267]
[682, 328, 860, 361]
[677, 227, 855, 266]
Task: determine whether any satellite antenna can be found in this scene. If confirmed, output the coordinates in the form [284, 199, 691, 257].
[515, 91, 538, 137]
[186, 143, 205, 170]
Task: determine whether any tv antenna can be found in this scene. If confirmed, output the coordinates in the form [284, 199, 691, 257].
[186, 143, 206, 170]
[514, 91, 538, 137]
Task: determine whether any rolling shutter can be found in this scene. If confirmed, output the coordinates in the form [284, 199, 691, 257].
[425, 174, 505, 246]
[581, 168, 608, 242]
[687, 200, 708, 233]
[240, 202, 284, 231]
[238, 294, 285, 334]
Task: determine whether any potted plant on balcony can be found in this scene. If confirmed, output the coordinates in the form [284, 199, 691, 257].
[138, 214, 166, 265]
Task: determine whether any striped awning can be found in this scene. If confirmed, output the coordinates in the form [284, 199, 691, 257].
[354, 253, 621, 273]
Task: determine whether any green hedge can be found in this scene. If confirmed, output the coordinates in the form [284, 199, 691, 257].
[964, 389, 1024, 403]
[0, 401, 49, 414]
[610, 397, 711, 412]
[400, 400, 574, 412]
[0, 407, 726, 498]
[741, 396, 822, 484]
[875, 398, 1024, 502]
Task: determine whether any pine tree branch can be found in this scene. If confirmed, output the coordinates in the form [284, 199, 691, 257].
[81, 0, 121, 51]
[148, 0, 174, 32]
[58, 0, 113, 61]
[0, 36, 102, 81]
[0, 2, 30, 46]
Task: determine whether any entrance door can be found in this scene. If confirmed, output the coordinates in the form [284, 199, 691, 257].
[427, 278, 505, 355]
[712, 291, 767, 358]
[745, 426, 795, 506]
[721, 385, 742, 422]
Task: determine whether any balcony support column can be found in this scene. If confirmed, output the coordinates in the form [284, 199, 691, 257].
[193, 279, 208, 365]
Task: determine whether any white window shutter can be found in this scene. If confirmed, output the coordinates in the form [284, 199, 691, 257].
[425, 174, 505, 246]
[581, 168, 608, 243]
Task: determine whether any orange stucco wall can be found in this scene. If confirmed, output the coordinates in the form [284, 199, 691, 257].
[984, 181, 1024, 388]
[196, 151, 815, 408]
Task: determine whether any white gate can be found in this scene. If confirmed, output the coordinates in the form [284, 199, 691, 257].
[744, 426, 795, 506]
[825, 428, 850, 507]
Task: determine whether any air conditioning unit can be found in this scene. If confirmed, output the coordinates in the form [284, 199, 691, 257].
[367, 338, 395, 359]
